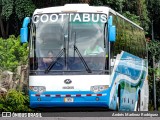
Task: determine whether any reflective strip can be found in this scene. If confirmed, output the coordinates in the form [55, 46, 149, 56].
[92, 94, 97, 96]
[76, 94, 81, 97]
[81, 94, 86, 97]
[61, 95, 66, 97]
[50, 95, 55, 97]
[72, 94, 77, 97]
[45, 94, 50, 97]
[86, 94, 91, 96]
[35, 94, 40, 97]
[56, 95, 61, 97]
[32, 93, 107, 97]
[97, 94, 102, 96]
[66, 94, 71, 97]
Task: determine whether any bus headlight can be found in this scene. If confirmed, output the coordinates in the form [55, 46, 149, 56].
[90, 85, 109, 93]
[30, 86, 46, 93]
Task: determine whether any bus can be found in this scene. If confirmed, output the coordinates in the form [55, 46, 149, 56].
[20, 4, 148, 111]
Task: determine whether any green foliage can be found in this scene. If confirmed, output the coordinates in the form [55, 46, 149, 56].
[147, 40, 160, 110]
[0, 0, 151, 38]
[147, 0, 160, 37]
[156, 68, 160, 79]
[0, 89, 33, 112]
[122, 11, 140, 25]
[147, 0, 160, 17]
[136, 0, 150, 31]
[15, 0, 36, 20]
[1, 0, 35, 20]
[89, 0, 103, 6]
[0, 35, 28, 71]
[148, 40, 160, 63]
[1, 0, 14, 20]
[100, 0, 149, 31]
[103, 0, 125, 13]
[148, 103, 154, 111]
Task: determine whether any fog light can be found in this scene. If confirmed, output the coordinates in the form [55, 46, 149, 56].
[90, 85, 109, 93]
[29, 86, 46, 93]
[96, 97, 99, 101]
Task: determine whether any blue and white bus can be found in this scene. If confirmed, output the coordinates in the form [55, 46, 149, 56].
[20, 4, 148, 111]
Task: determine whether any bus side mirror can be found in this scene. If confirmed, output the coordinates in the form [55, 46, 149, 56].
[20, 17, 30, 43]
[108, 15, 116, 42]
[20, 28, 28, 43]
[109, 25, 116, 42]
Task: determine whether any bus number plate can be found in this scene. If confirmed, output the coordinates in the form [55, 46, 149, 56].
[64, 97, 74, 102]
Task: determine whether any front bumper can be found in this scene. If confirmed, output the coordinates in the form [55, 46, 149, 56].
[29, 91, 110, 108]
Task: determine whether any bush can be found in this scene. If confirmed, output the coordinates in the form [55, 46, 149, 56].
[0, 89, 33, 112]
[0, 35, 28, 72]
[148, 104, 154, 111]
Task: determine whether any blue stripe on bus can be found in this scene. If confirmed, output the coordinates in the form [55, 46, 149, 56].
[29, 89, 111, 108]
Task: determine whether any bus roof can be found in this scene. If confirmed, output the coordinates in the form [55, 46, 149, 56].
[33, 4, 143, 30]
[34, 4, 110, 15]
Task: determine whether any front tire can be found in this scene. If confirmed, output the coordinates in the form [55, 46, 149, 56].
[116, 96, 120, 111]
[116, 86, 121, 111]
[136, 94, 140, 111]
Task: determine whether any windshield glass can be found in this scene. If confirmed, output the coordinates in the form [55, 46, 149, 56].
[68, 14, 106, 71]
[29, 13, 107, 75]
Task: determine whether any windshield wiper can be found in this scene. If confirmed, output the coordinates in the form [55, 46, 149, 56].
[44, 48, 65, 74]
[45, 35, 67, 74]
[73, 32, 92, 73]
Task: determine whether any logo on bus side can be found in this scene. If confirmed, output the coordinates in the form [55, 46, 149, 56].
[64, 79, 72, 84]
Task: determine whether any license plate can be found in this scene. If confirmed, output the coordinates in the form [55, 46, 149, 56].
[64, 97, 74, 102]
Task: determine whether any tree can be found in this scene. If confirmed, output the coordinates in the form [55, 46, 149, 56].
[148, 40, 160, 110]
[103, 0, 125, 13]
[136, 0, 150, 31]
[147, 0, 160, 39]
[0, 0, 35, 38]
[122, 0, 149, 31]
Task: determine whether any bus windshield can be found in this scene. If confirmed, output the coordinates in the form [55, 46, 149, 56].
[30, 13, 107, 75]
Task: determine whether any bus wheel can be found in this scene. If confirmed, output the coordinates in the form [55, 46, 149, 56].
[116, 87, 121, 111]
[136, 93, 140, 111]
[116, 96, 120, 111]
